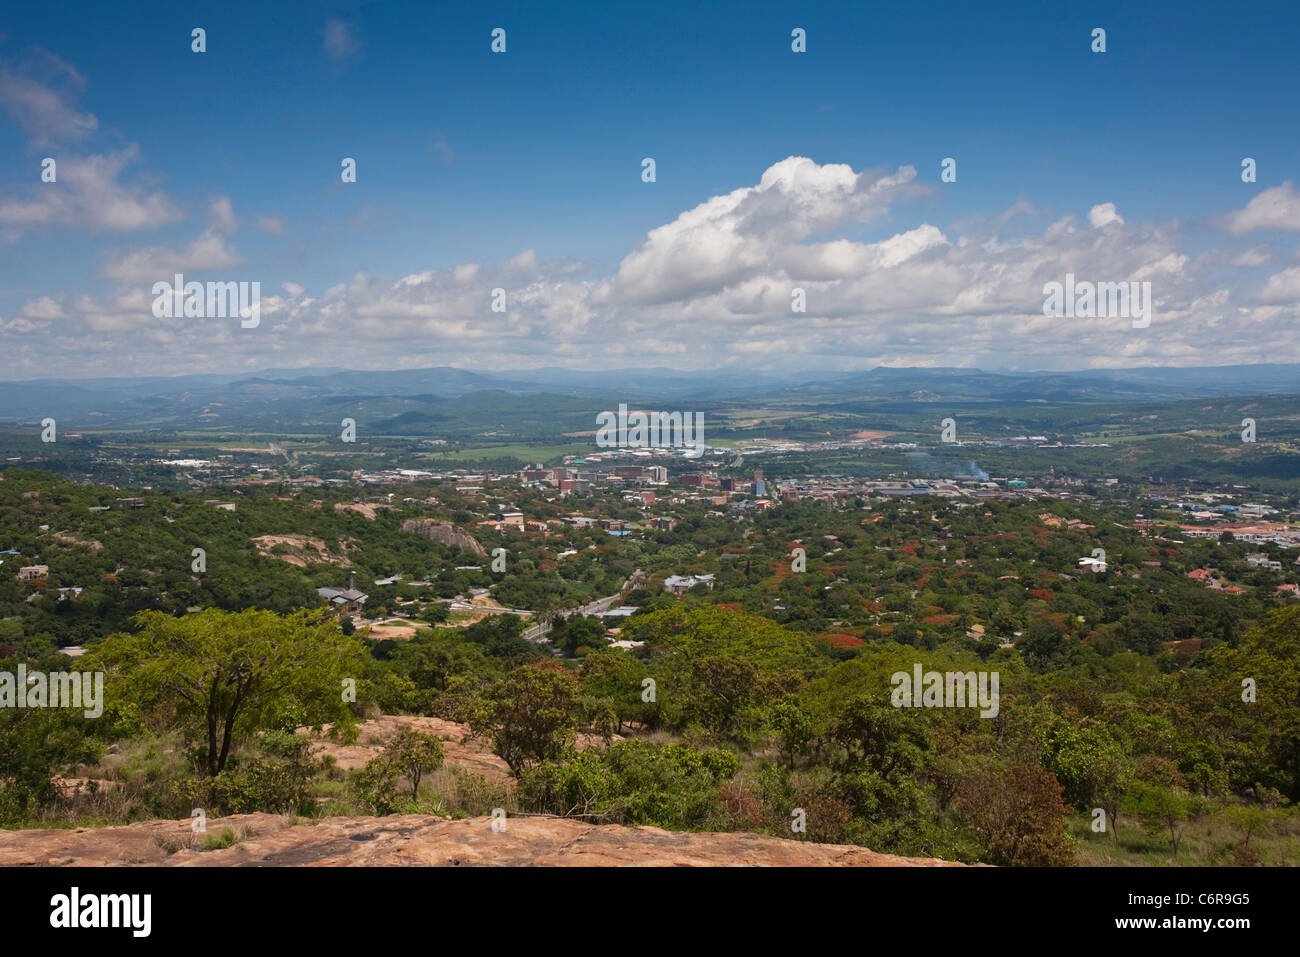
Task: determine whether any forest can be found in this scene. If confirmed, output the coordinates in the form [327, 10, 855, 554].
[0, 467, 1296, 865]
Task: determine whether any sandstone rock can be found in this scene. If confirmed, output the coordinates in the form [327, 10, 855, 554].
[303, 714, 619, 781]
[398, 519, 486, 556]
[305, 714, 512, 780]
[0, 813, 973, 867]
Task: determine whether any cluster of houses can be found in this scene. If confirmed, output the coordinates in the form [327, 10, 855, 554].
[511, 460, 1088, 518]
[1185, 568, 1246, 595]
[1180, 522, 1300, 547]
[518, 463, 669, 495]
[1186, 561, 1298, 598]
[1041, 513, 1096, 530]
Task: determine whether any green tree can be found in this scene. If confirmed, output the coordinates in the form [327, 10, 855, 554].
[1040, 716, 1131, 839]
[1125, 782, 1201, 858]
[469, 663, 581, 776]
[770, 700, 812, 769]
[420, 603, 450, 625]
[556, 615, 607, 655]
[352, 754, 403, 814]
[579, 649, 653, 733]
[1204, 606, 1300, 800]
[383, 728, 446, 799]
[462, 613, 536, 659]
[830, 694, 930, 780]
[88, 608, 365, 777]
[0, 706, 100, 826]
[686, 656, 760, 736]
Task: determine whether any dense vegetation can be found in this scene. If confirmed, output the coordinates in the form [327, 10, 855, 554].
[1, 468, 1296, 865]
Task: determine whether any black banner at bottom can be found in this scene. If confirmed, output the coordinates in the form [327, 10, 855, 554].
[0, 864, 1277, 944]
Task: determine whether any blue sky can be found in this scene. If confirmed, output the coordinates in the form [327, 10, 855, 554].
[1, 0, 1299, 377]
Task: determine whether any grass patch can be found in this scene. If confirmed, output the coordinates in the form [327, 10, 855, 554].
[199, 825, 255, 851]
[1069, 808, 1300, 866]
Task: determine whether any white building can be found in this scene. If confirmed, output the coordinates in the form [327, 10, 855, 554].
[662, 573, 716, 595]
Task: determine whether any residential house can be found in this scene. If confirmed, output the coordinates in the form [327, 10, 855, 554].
[662, 573, 716, 595]
[317, 571, 368, 616]
[1245, 553, 1283, 573]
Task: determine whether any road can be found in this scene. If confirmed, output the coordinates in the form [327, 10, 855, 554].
[564, 567, 644, 619]
[448, 600, 534, 615]
[519, 569, 644, 650]
[522, 619, 553, 644]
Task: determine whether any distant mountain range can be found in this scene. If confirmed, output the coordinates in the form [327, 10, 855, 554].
[0, 363, 1297, 426]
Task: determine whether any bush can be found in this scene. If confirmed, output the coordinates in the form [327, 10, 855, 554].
[171, 732, 320, 817]
[956, 763, 1076, 866]
[351, 756, 405, 814]
[518, 740, 738, 829]
[349, 729, 447, 813]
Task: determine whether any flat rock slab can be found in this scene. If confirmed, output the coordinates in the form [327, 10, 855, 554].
[0, 814, 972, 867]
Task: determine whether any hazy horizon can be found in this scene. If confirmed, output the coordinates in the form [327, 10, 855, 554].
[4, 358, 1300, 387]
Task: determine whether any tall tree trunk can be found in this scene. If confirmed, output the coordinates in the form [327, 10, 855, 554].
[207, 676, 220, 777]
[215, 677, 249, 775]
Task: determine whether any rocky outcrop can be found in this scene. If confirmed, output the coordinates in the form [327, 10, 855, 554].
[251, 534, 352, 567]
[0, 813, 973, 867]
[399, 520, 486, 556]
[304, 715, 619, 782]
[306, 715, 512, 780]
